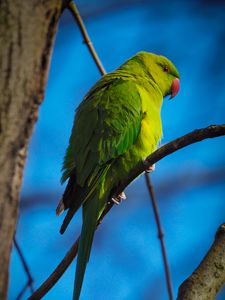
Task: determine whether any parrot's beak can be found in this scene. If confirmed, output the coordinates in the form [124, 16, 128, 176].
[169, 78, 180, 99]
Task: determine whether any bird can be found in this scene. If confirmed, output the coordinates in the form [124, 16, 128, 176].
[56, 51, 180, 300]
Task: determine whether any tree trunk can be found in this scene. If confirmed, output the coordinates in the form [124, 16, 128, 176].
[177, 224, 225, 300]
[0, 1, 62, 298]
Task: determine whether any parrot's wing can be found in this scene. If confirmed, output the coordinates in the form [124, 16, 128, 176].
[59, 77, 143, 234]
[62, 77, 143, 188]
[66, 77, 143, 300]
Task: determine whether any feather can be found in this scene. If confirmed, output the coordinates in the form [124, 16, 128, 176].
[73, 191, 101, 300]
[56, 198, 64, 216]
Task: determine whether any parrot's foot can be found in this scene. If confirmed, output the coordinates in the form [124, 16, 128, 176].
[144, 162, 156, 173]
[111, 191, 126, 205]
[56, 198, 65, 216]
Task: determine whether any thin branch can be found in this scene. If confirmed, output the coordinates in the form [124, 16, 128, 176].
[144, 173, 174, 300]
[28, 124, 225, 300]
[67, 1, 106, 75]
[177, 223, 225, 300]
[13, 237, 34, 298]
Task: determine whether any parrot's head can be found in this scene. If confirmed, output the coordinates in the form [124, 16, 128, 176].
[134, 52, 180, 99]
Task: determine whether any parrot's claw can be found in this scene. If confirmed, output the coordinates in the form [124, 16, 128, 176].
[119, 191, 127, 200]
[144, 162, 156, 173]
[111, 191, 126, 205]
[111, 197, 120, 205]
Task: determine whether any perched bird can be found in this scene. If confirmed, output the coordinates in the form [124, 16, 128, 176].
[56, 51, 180, 300]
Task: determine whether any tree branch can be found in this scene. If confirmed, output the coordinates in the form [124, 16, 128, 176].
[144, 173, 174, 300]
[67, 1, 106, 75]
[28, 124, 225, 300]
[177, 223, 225, 300]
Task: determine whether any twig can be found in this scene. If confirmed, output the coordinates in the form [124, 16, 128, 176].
[67, 1, 106, 76]
[144, 173, 174, 300]
[13, 237, 34, 299]
[28, 124, 225, 300]
[177, 223, 225, 300]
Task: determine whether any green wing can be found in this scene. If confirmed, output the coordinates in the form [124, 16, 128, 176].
[62, 77, 143, 300]
[62, 76, 143, 188]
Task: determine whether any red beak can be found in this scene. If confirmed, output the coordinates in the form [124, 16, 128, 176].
[170, 78, 180, 99]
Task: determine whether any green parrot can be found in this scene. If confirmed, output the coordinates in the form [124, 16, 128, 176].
[56, 51, 180, 300]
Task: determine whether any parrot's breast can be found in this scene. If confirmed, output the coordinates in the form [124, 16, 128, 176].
[135, 85, 163, 159]
[110, 85, 163, 182]
[134, 112, 162, 163]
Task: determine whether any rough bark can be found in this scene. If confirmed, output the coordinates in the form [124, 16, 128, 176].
[0, 1, 62, 298]
[177, 223, 225, 300]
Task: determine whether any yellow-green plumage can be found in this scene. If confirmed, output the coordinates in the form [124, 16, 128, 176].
[57, 52, 180, 300]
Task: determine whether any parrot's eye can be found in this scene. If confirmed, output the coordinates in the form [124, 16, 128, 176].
[163, 66, 169, 73]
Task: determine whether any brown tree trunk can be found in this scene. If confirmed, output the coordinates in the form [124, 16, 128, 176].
[0, 1, 62, 298]
[177, 224, 225, 300]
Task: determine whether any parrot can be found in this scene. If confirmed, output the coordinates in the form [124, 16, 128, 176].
[56, 51, 180, 300]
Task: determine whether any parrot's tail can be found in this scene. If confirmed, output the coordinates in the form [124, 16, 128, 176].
[73, 191, 101, 300]
[59, 206, 78, 234]
[57, 174, 85, 234]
